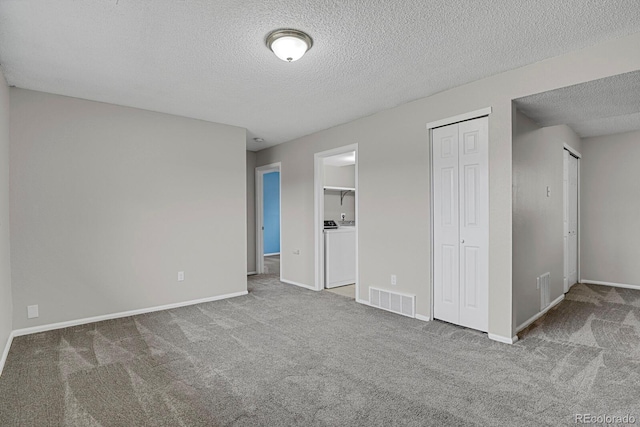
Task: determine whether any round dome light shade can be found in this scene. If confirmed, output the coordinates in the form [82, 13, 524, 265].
[266, 29, 313, 62]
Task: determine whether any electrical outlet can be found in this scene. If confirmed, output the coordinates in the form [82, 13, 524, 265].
[27, 305, 39, 319]
[546, 186, 551, 197]
[391, 274, 397, 286]
[178, 271, 185, 281]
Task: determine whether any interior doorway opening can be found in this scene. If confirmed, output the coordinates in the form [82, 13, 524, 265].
[256, 163, 281, 278]
[563, 146, 580, 293]
[314, 144, 359, 301]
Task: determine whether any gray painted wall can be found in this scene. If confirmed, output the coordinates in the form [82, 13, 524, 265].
[255, 32, 640, 338]
[324, 165, 355, 188]
[324, 165, 355, 221]
[10, 89, 247, 329]
[581, 130, 640, 286]
[246, 151, 256, 273]
[324, 192, 355, 222]
[512, 110, 581, 328]
[0, 71, 12, 362]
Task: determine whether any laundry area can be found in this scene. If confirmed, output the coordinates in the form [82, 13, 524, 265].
[322, 151, 356, 298]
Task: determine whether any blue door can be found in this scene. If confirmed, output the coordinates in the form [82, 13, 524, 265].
[263, 171, 280, 254]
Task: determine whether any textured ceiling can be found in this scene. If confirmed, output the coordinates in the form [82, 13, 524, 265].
[514, 70, 640, 138]
[1, 1, 640, 150]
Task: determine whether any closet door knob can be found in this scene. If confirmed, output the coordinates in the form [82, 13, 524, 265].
[461, 239, 465, 243]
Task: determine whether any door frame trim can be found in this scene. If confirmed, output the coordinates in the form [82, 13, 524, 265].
[427, 108, 491, 328]
[426, 107, 492, 130]
[563, 144, 581, 293]
[255, 162, 282, 278]
[314, 144, 359, 298]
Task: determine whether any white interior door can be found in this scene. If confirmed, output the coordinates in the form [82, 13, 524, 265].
[433, 124, 460, 325]
[457, 118, 488, 332]
[567, 152, 579, 287]
[563, 150, 569, 292]
[433, 117, 488, 332]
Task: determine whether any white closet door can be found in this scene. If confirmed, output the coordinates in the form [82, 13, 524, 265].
[433, 124, 460, 325]
[457, 118, 488, 332]
[567, 153, 578, 287]
[433, 117, 488, 333]
[563, 150, 569, 292]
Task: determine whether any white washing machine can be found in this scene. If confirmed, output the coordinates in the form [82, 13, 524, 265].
[324, 223, 356, 288]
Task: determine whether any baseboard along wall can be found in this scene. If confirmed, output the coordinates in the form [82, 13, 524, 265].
[581, 279, 640, 291]
[488, 333, 519, 345]
[0, 290, 248, 376]
[517, 294, 565, 333]
[0, 331, 15, 377]
[13, 290, 248, 337]
[280, 279, 317, 291]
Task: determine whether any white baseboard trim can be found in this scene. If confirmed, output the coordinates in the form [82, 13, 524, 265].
[264, 253, 280, 257]
[355, 297, 370, 305]
[488, 333, 519, 345]
[0, 331, 15, 377]
[12, 290, 249, 338]
[415, 314, 431, 322]
[247, 271, 257, 276]
[581, 279, 640, 291]
[280, 279, 317, 291]
[516, 294, 565, 333]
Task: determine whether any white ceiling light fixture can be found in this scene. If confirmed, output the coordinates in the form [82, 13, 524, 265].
[266, 29, 313, 62]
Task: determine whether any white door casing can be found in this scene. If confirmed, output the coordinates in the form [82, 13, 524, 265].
[433, 117, 488, 332]
[255, 163, 281, 277]
[563, 148, 579, 292]
[563, 150, 569, 292]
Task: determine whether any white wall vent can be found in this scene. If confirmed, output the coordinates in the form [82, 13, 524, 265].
[369, 287, 415, 318]
[538, 272, 551, 311]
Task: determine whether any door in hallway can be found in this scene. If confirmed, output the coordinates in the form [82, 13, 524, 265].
[564, 150, 579, 291]
[432, 116, 488, 332]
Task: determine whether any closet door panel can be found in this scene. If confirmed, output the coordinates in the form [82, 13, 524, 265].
[433, 124, 460, 325]
[457, 117, 488, 332]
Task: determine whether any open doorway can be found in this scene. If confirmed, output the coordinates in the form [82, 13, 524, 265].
[563, 146, 580, 293]
[512, 70, 640, 338]
[256, 163, 281, 278]
[314, 145, 359, 300]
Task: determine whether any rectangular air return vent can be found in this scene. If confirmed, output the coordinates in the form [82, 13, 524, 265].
[369, 287, 415, 318]
[538, 272, 550, 311]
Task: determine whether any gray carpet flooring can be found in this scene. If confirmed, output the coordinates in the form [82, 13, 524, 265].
[264, 255, 280, 275]
[1, 278, 639, 426]
[325, 284, 355, 299]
